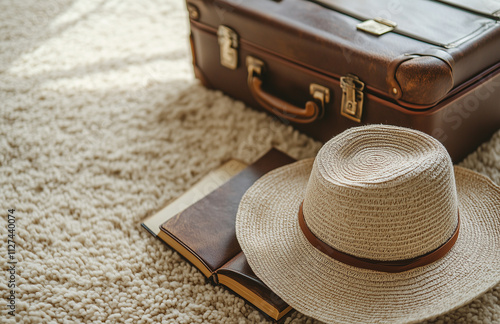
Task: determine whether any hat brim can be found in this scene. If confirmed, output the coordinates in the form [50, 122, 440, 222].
[236, 159, 500, 324]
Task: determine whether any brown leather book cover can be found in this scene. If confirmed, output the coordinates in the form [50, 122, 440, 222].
[142, 159, 247, 237]
[157, 148, 295, 321]
[216, 252, 293, 321]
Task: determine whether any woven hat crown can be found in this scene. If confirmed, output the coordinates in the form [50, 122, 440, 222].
[303, 125, 459, 261]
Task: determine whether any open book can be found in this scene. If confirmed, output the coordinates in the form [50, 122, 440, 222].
[142, 149, 295, 321]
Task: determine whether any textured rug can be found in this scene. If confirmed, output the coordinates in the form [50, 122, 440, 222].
[1, 0, 499, 323]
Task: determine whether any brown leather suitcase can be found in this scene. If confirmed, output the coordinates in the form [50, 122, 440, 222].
[185, 0, 500, 162]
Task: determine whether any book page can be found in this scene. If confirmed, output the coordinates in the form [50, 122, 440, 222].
[217, 252, 292, 320]
[152, 148, 296, 320]
[159, 149, 295, 275]
[142, 159, 247, 236]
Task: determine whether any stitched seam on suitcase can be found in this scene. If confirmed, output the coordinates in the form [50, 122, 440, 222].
[432, 0, 500, 20]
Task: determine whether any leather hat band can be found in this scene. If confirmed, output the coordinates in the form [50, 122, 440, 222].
[298, 203, 460, 273]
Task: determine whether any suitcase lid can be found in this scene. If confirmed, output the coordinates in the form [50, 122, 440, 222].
[433, 0, 500, 19]
[312, 0, 499, 48]
[194, 0, 500, 108]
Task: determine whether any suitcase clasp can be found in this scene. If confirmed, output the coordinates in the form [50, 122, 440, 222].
[340, 74, 365, 123]
[218, 25, 238, 70]
[357, 18, 397, 36]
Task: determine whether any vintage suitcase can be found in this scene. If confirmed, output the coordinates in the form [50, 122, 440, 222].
[185, 0, 500, 162]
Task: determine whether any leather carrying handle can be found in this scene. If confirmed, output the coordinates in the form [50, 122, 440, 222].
[246, 56, 329, 124]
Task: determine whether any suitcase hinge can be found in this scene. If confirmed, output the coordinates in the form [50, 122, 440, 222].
[340, 74, 365, 123]
[217, 25, 238, 70]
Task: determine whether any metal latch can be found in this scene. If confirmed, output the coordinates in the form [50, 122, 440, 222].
[357, 18, 397, 36]
[310, 83, 330, 118]
[217, 25, 238, 70]
[340, 74, 364, 123]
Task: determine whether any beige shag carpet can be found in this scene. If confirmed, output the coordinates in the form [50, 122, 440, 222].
[1, 0, 499, 323]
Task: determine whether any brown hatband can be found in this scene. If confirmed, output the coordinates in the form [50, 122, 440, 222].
[298, 203, 460, 273]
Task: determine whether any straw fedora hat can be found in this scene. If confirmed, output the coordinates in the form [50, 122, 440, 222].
[236, 125, 500, 324]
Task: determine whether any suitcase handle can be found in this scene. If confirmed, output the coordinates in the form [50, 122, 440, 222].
[246, 56, 329, 124]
